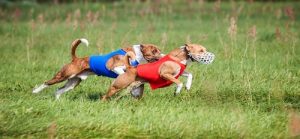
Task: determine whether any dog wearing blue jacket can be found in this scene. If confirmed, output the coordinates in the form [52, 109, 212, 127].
[33, 38, 162, 99]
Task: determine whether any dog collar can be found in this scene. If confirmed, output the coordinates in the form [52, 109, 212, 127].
[133, 45, 147, 64]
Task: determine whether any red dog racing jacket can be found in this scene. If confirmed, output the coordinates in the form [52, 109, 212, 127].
[137, 55, 186, 90]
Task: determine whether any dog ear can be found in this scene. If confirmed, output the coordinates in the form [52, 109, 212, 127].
[140, 44, 144, 49]
[139, 44, 146, 53]
[185, 44, 193, 51]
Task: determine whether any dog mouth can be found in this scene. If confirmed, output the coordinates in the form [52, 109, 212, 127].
[188, 52, 215, 64]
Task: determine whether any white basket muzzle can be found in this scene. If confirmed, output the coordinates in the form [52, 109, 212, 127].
[190, 52, 215, 64]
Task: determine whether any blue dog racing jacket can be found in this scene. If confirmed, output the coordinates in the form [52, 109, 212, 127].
[89, 49, 139, 78]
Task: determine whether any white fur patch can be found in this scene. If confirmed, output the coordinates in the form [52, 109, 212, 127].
[175, 83, 183, 94]
[69, 74, 76, 79]
[77, 71, 94, 80]
[186, 74, 193, 90]
[133, 45, 147, 64]
[112, 66, 126, 75]
[80, 38, 89, 47]
[180, 58, 192, 65]
[182, 71, 193, 91]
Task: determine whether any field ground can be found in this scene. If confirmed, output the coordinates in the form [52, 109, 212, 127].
[0, 1, 300, 138]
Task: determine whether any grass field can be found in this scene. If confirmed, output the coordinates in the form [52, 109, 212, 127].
[0, 1, 300, 138]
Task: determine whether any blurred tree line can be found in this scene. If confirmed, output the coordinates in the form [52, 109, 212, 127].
[0, 0, 298, 8]
[0, 0, 298, 4]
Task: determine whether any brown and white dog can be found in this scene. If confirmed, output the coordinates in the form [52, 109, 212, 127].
[102, 44, 209, 100]
[32, 38, 162, 99]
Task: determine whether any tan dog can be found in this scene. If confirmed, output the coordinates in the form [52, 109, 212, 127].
[33, 38, 162, 99]
[102, 44, 209, 100]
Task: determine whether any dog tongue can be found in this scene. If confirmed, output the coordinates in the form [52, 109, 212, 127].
[198, 52, 215, 64]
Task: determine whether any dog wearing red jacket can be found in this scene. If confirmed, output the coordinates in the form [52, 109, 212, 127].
[102, 44, 213, 100]
[32, 38, 162, 99]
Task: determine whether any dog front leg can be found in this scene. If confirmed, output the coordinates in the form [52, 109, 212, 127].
[102, 71, 136, 101]
[102, 86, 121, 101]
[182, 71, 193, 91]
[161, 74, 183, 95]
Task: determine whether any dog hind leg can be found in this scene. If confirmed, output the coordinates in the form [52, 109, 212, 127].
[32, 83, 49, 93]
[32, 72, 67, 93]
[55, 77, 81, 100]
[33, 62, 86, 93]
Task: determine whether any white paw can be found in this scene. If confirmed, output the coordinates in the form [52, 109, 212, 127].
[186, 84, 191, 91]
[32, 84, 48, 94]
[175, 83, 183, 95]
[55, 94, 61, 100]
[32, 88, 39, 93]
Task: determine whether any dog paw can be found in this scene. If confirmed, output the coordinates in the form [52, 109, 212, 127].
[185, 85, 191, 91]
[55, 94, 61, 100]
[32, 88, 39, 94]
[174, 83, 183, 95]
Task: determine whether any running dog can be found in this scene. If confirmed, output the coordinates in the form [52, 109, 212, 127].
[32, 38, 162, 99]
[102, 44, 214, 100]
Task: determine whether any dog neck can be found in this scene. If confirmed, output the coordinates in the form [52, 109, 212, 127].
[179, 46, 192, 65]
[168, 47, 191, 65]
[132, 45, 147, 64]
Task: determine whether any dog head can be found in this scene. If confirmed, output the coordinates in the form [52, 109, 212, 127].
[184, 44, 215, 64]
[140, 44, 162, 62]
[185, 43, 207, 55]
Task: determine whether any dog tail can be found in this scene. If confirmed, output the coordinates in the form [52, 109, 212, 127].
[124, 51, 136, 68]
[71, 38, 89, 59]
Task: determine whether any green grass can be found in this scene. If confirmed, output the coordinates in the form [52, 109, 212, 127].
[0, 1, 300, 138]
